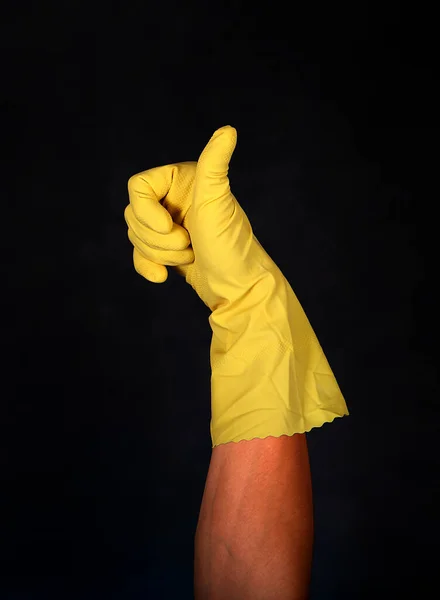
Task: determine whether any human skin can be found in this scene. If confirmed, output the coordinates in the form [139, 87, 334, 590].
[194, 432, 314, 600]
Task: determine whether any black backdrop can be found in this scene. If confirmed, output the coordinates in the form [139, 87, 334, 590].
[2, 2, 437, 598]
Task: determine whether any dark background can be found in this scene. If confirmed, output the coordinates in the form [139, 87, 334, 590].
[1, 1, 438, 598]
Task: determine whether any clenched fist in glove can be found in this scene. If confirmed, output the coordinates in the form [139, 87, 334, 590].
[125, 126, 348, 447]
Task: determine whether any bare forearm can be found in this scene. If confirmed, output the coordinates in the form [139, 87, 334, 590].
[194, 433, 314, 600]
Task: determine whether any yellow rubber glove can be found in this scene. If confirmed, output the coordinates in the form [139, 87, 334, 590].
[125, 126, 349, 447]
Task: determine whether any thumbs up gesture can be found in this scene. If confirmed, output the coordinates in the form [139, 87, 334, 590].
[125, 126, 278, 311]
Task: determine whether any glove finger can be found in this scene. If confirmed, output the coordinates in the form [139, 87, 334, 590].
[133, 248, 168, 283]
[124, 204, 190, 251]
[128, 168, 174, 234]
[128, 227, 195, 266]
[194, 126, 237, 210]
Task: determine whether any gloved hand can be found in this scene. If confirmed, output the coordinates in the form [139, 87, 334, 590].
[125, 126, 349, 447]
[124, 126, 270, 313]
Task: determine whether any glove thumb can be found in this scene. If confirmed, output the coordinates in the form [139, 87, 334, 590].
[194, 126, 237, 213]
